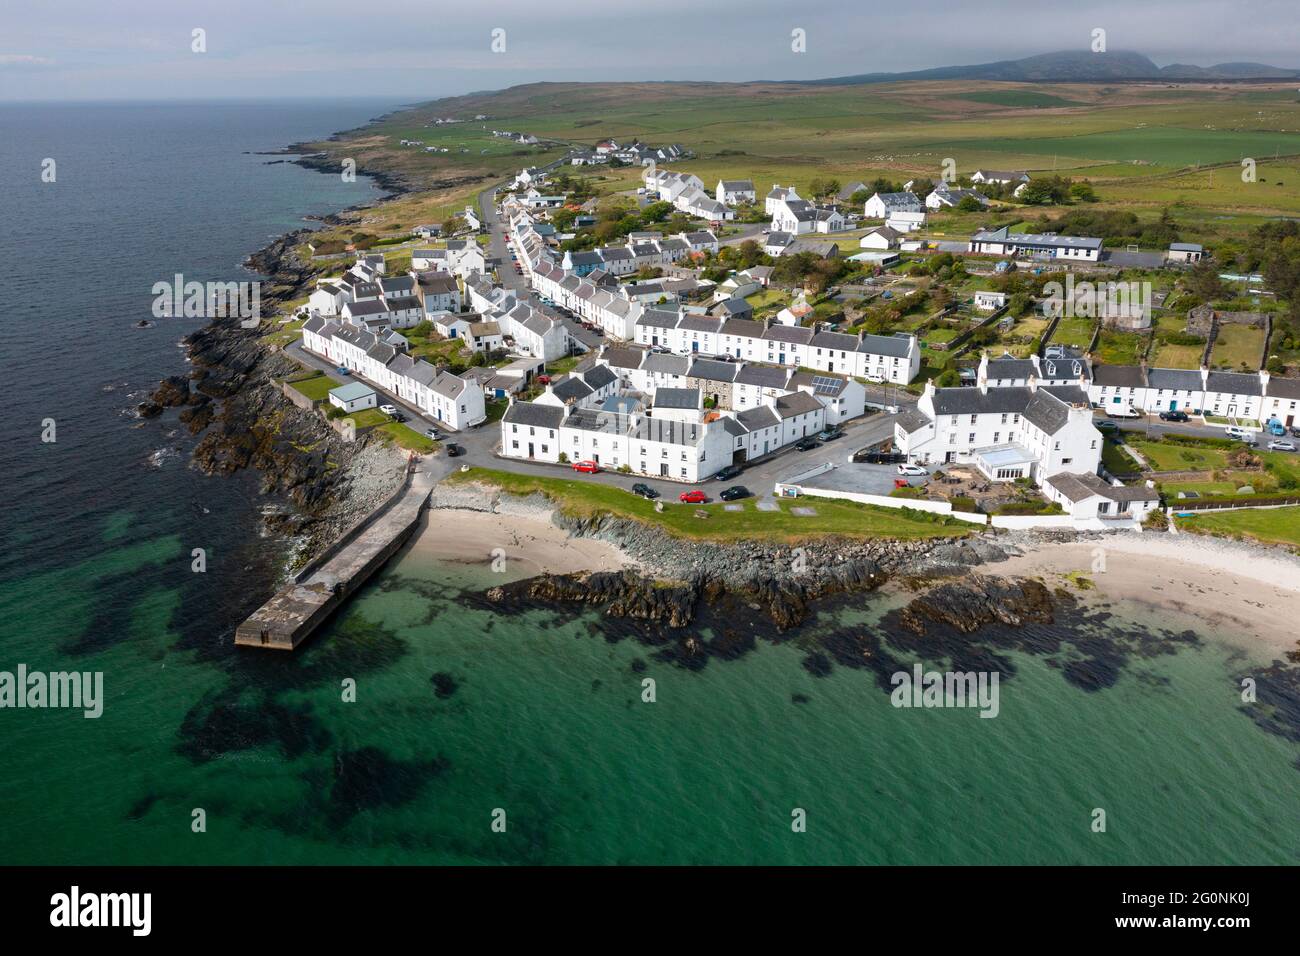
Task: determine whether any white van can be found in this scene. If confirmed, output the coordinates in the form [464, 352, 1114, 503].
[1106, 405, 1141, 419]
[1224, 425, 1257, 444]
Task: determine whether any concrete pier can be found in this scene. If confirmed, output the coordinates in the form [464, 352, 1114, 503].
[235, 462, 435, 651]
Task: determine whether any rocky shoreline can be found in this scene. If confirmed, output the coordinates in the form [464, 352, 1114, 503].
[433, 481, 1021, 632]
[140, 144, 415, 568]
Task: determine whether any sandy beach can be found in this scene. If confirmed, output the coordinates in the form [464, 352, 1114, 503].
[993, 533, 1300, 654]
[409, 506, 634, 579]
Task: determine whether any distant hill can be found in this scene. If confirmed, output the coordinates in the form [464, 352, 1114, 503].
[800, 50, 1300, 85]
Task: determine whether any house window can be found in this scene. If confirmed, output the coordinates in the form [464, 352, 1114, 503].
[1061, 457, 1072, 465]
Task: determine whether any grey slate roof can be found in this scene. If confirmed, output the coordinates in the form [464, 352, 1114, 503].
[581, 364, 618, 390]
[687, 358, 739, 382]
[763, 325, 815, 345]
[654, 387, 700, 410]
[1092, 364, 1147, 388]
[860, 333, 912, 358]
[735, 365, 792, 389]
[775, 392, 824, 418]
[1047, 472, 1158, 503]
[503, 401, 566, 429]
[1146, 367, 1203, 391]
[1205, 371, 1261, 396]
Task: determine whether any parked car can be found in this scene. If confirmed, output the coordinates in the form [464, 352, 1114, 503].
[1158, 410, 1190, 422]
[1291, 426, 1300, 439]
[1094, 420, 1119, 433]
[536, 374, 551, 385]
[1225, 425, 1257, 444]
[335, 366, 350, 376]
[1106, 405, 1141, 419]
[1267, 440, 1297, 452]
[795, 437, 820, 451]
[818, 427, 844, 442]
[679, 489, 709, 504]
[391, 412, 407, 423]
[897, 463, 928, 477]
[1266, 420, 1288, 437]
[719, 485, 750, 501]
[445, 443, 464, 457]
[631, 483, 659, 500]
[379, 404, 398, 416]
[425, 428, 441, 440]
[714, 464, 743, 482]
[572, 459, 600, 474]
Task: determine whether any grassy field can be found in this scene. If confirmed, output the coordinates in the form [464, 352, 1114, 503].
[1094, 330, 1147, 365]
[1128, 439, 1230, 471]
[377, 421, 436, 452]
[302, 77, 1300, 253]
[1209, 323, 1266, 370]
[1050, 316, 1097, 348]
[446, 467, 968, 542]
[287, 372, 343, 403]
[1176, 505, 1300, 549]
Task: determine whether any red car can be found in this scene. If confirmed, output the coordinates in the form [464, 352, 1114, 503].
[572, 460, 600, 474]
[679, 489, 708, 504]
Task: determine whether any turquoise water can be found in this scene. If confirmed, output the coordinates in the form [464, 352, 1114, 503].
[5, 515, 1296, 865]
[2, 100, 1297, 866]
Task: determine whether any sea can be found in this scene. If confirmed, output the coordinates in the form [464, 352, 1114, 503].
[1, 100, 1297, 865]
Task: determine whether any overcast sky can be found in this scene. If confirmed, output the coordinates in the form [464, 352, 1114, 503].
[2, 0, 1298, 101]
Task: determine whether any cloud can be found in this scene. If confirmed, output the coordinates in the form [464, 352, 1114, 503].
[0, 54, 54, 67]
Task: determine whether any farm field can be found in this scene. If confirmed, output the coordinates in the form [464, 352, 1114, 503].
[302, 78, 1300, 248]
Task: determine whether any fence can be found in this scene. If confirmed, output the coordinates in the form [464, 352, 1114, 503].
[774, 483, 988, 524]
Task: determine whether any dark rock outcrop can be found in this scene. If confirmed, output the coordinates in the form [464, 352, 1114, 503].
[898, 576, 1056, 635]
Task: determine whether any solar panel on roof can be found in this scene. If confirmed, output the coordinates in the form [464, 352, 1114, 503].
[811, 375, 841, 394]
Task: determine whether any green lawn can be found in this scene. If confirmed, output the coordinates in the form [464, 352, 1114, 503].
[1050, 316, 1096, 348]
[377, 421, 436, 452]
[288, 373, 343, 403]
[348, 408, 391, 429]
[1100, 439, 1139, 474]
[1208, 324, 1266, 371]
[1177, 505, 1300, 550]
[484, 398, 509, 424]
[447, 467, 969, 543]
[1127, 439, 1229, 472]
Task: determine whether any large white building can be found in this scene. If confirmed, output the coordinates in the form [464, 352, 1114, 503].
[1088, 364, 1300, 425]
[301, 316, 486, 429]
[969, 226, 1102, 262]
[895, 373, 1101, 484]
[629, 310, 920, 384]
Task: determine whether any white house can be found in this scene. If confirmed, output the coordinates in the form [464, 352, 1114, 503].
[969, 226, 1102, 262]
[896, 375, 1102, 484]
[328, 381, 376, 414]
[765, 185, 799, 216]
[717, 179, 756, 205]
[863, 191, 924, 220]
[886, 211, 927, 233]
[974, 290, 1008, 311]
[859, 226, 902, 251]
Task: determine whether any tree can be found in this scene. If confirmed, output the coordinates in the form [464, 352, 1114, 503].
[957, 195, 984, 212]
[935, 368, 962, 387]
[1069, 181, 1098, 202]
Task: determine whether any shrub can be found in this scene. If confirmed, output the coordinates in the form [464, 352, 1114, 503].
[949, 495, 979, 513]
[557, 452, 569, 464]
